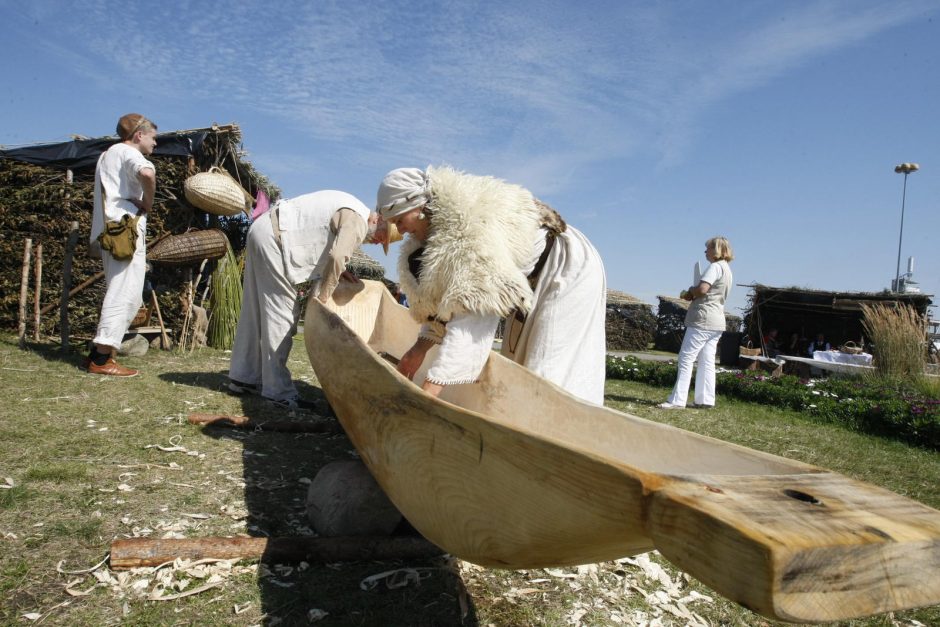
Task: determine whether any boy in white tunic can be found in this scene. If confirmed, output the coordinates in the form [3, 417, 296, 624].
[86, 113, 157, 377]
[227, 191, 385, 410]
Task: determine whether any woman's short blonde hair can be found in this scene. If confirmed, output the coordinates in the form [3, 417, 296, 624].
[707, 236, 734, 261]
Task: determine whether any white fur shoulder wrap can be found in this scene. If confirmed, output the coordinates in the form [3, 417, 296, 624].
[397, 166, 542, 325]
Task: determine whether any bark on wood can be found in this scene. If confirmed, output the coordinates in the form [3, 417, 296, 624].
[18, 238, 32, 349]
[187, 413, 342, 434]
[109, 535, 443, 570]
[61, 221, 80, 351]
[33, 242, 43, 341]
[178, 269, 193, 350]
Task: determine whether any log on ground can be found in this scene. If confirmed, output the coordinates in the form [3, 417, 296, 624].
[110, 535, 444, 569]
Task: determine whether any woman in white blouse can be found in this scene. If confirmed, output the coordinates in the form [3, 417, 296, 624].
[659, 237, 734, 409]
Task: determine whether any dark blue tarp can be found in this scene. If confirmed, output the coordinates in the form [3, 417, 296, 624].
[0, 130, 210, 170]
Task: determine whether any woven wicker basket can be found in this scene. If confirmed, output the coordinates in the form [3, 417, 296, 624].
[839, 341, 864, 355]
[129, 305, 150, 328]
[148, 229, 229, 266]
[739, 340, 762, 356]
[184, 166, 252, 217]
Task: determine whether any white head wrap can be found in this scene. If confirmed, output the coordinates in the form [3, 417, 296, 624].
[376, 167, 430, 219]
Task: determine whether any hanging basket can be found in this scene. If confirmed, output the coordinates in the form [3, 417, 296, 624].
[183, 166, 252, 217]
[147, 229, 229, 266]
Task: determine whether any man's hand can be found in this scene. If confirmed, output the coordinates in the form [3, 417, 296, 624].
[398, 337, 434, 380]
[130, 198, 149, 214]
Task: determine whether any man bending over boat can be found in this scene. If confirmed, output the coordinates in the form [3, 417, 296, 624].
[228, 191, 389, 410]
[375, 166, 607, 404]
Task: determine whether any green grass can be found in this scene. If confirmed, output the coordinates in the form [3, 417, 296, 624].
[0, 333, 938, 626]
[25, 463, 89, 482]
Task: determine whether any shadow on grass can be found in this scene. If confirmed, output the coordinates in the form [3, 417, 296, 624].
[7, 336, 91, 370]
[159, 368, 479, 626]
[604, 393, 661, 407]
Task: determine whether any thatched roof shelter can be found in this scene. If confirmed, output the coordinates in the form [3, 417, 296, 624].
[0, 123, 277, 339]
[742, 284, 933, 349]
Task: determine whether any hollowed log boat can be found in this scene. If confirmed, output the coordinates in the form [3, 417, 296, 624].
[304, 279, 940, 623]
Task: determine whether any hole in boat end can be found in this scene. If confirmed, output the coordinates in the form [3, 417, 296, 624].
[783, 489, 821, 505]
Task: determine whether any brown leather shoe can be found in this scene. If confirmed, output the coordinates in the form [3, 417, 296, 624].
[87, 358, 139, 377]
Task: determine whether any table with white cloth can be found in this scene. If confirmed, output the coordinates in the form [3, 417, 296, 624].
[813, 350, 873, 366]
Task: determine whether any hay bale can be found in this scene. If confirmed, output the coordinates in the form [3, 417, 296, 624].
[606, 290, 655, 351]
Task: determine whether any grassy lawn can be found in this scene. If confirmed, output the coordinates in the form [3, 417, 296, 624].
[0, 333, 937, 626]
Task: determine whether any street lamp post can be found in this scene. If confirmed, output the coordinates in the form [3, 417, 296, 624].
[894, 162, 920, 292]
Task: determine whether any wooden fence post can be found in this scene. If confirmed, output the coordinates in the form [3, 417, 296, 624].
[33, 242, 43, 341]
[61, 221, 80, 351]
[18, 238, 32, 349]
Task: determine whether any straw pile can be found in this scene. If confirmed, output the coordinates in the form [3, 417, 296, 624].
[862, 303, 928, 379]
[606, 290, 656, 351]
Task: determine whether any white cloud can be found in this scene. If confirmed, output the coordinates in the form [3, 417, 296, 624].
[9, 0, 936, 186]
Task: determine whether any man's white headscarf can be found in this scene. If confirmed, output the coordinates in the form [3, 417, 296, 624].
[376, 167, 430, 219]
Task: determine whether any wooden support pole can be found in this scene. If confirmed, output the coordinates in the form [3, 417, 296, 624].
[32, 242, 43, 341]
[18, 238, 32, 349]
[61, 221, 80, 351]
[151, 290, 170, 349]
[188, 413, 342, 434]
[177, 267, 193, 351]
[110, 535, 444, 570]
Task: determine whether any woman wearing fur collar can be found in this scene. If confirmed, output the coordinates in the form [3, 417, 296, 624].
[376, 166, 607, 404]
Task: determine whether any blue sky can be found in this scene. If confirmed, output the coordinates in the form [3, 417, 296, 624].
[2, 0, 938, 318]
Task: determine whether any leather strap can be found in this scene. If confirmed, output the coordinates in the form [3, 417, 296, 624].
[507, 230, 558, 353]
[526, 230, 556, 289]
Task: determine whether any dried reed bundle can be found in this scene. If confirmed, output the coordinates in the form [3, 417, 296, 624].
[206, 246, 243, 350]
[861, 303, 927, 379]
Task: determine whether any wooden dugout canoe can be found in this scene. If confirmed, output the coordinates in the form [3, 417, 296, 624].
[304, 280, 940, 623]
